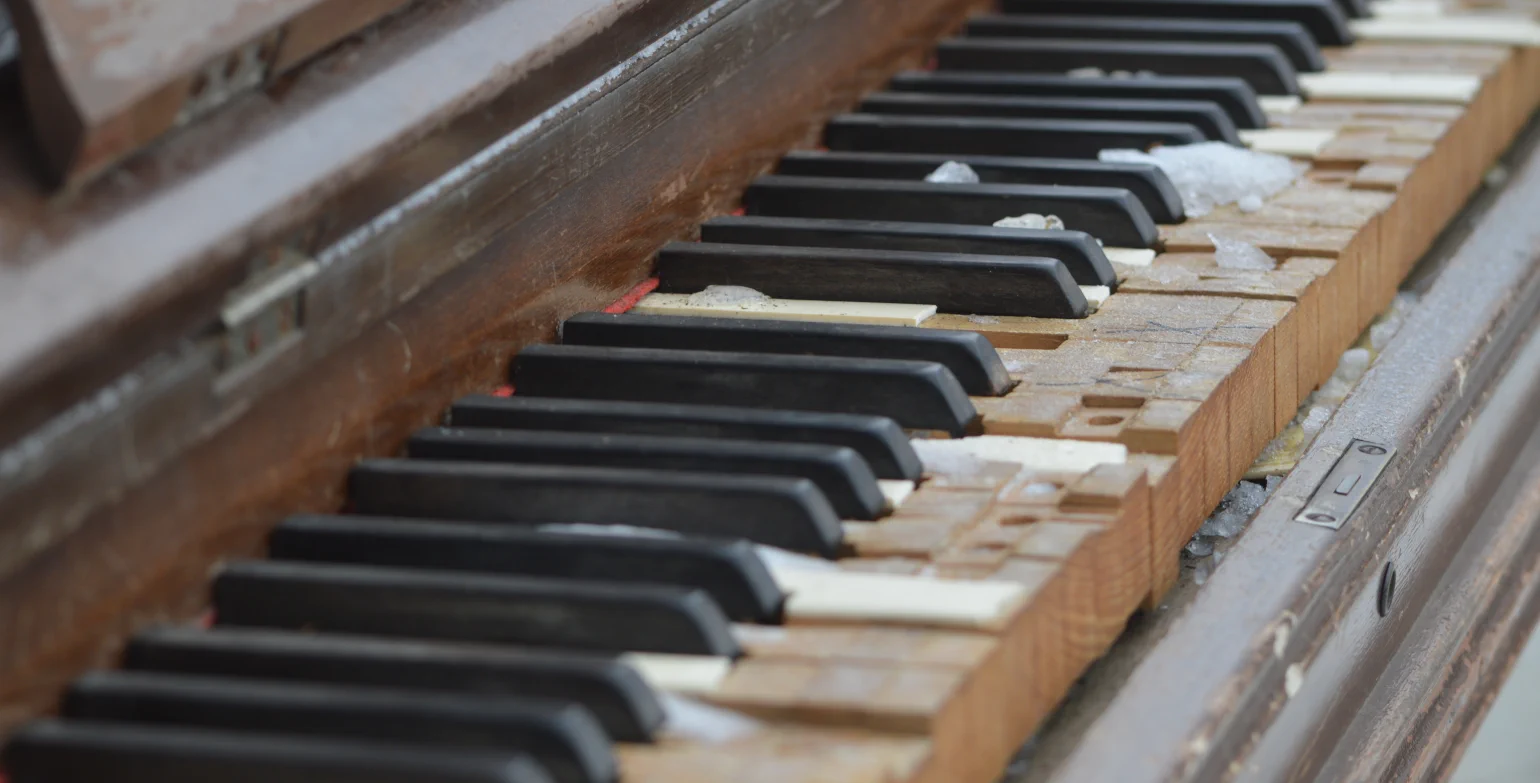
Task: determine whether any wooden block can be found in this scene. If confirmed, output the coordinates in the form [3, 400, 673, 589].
[618, 727, 931, 783]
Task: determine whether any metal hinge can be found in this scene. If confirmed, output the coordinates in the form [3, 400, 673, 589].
[211, 244, 316, 385]
[1295, 439, 1396, 530]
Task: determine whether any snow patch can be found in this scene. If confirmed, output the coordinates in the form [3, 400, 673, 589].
[1099, 142, 1302, 217]
[925, 161, 980, 184]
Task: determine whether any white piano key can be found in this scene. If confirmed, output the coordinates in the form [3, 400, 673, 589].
[1299, 72, 1481, 104]
[1257, 95, 1304, 115]
[1080, 285, 1111, 312]
[911, 435, 1128, 474]
[1239, 128, 1338, 159]
[1103, 247, 1157, 267]
[632, 292, 936, 326]
[771, 568, 1027, 631]
[1369, 0, 1447, 18]
[877, 479, 916, 510]
[1351, 16, 1540, 46]
[623, 652, 733, 696]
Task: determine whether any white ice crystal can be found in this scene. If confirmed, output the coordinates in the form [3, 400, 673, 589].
[1099, 141, 1302, 217]
[925, 161, 980, 184]
[684, 285, 770, 307]
[994, 212, 1065, 230]
[1197, 480, 1270, 539]
[1209, 233, 1276, 270]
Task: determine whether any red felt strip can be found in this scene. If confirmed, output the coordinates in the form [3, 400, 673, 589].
[603, 278, 660, 314]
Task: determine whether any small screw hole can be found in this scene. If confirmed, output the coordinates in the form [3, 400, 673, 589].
[1359, 444, 1387, 455]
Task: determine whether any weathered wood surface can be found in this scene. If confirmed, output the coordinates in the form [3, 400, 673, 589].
[0, 0, 992, 738]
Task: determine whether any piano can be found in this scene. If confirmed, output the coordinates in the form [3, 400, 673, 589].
[2, 0, 1539, 781]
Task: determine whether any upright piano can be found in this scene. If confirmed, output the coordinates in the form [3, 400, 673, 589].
[2, 1, 1539, 781]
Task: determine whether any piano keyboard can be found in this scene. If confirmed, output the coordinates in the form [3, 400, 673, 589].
[5, 1, 1540, 782]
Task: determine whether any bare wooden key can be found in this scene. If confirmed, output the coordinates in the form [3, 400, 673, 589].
[125, 627, 665, 742]
[824, 114, 1205, 164]
[775, 150, 1184, 223]
[935, 39, 1300, 96]
[653, 242, 1089, 319]
[887, 70, 1267, 129]
[445, 395, 924, 481]
[858, 91, 1242, 144]
[743, 175, 1161, 244]
[6, 0, 411, 188]
[962, 14, 1325, 71]
[1, 719, 551, 783]
[560, 312, 1013, 396]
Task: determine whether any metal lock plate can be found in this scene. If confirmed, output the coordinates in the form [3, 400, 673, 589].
[1295, 439, 1395, 530]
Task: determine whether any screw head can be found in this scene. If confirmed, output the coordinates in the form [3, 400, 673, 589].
[1377, 561, 1398, 617]
[1359, 444, 1388, 455]
[1306, 512, 1337, 524]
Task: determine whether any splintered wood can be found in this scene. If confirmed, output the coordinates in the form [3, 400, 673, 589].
[625, 25, 1540, 783]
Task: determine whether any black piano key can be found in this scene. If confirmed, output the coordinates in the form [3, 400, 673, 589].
[561, 311, 1013, 396]
[270, 515, 785, 623]
[858, 90, 1240, 144]
[824, 114, 1204, 163]
[445, 395, 922, 481]
[1, 719, 550, 783]
[888, 70, 1266, 129]
[997, 0, 1354, 46]
[64, 672, 614, 783]
[935, 39, 1299, 97]
[700, 215, 1117, 288]
[213, 560, 741, 658]
[514, 344, 980, 436]
[744, 175, 1159, 245]
[350, 458, 844, 555]
[124, 627, 664, 742]
[408, 425, 884, 520]
[774, 151, 1183, 225]
[963, 14, 1325, 72]
[654, 242, 1086, 320]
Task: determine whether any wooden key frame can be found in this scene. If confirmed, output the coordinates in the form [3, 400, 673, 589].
[4, 0, 411, 188]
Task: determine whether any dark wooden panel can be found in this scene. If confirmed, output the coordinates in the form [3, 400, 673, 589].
[0, 0, 986, 732]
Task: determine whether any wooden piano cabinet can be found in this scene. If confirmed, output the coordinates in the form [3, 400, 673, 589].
[0, 0, 989, 733]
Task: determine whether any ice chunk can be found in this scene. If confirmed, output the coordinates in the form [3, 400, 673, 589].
[1369, 320, 1400, 352]
[1335, 348, 1372, 383]
[660, 694, 761, 744]
[1100, 141, 1301, 217]
[1300, 405, 1332, 438]
[685, 285, 770, 308]
[1184, 536, 1215, 558]
[1020, 481, 1058, 497]
[1198, 480, 1269, 539]
[1067, 66, 1105, 78]
[925, 161, 980, 184]
[968, 315, 1001, 325]
[1143, 265, 1201, 285]
[1238, 194, 1265, 212]
[994, 213, 1065, 230]
[1209, 234, 1276, 270]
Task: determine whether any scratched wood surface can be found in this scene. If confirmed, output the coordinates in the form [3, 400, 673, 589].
[4, 0, 412, 188]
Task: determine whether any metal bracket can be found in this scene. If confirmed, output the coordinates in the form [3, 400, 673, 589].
[1296, 439, 1396, 530]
